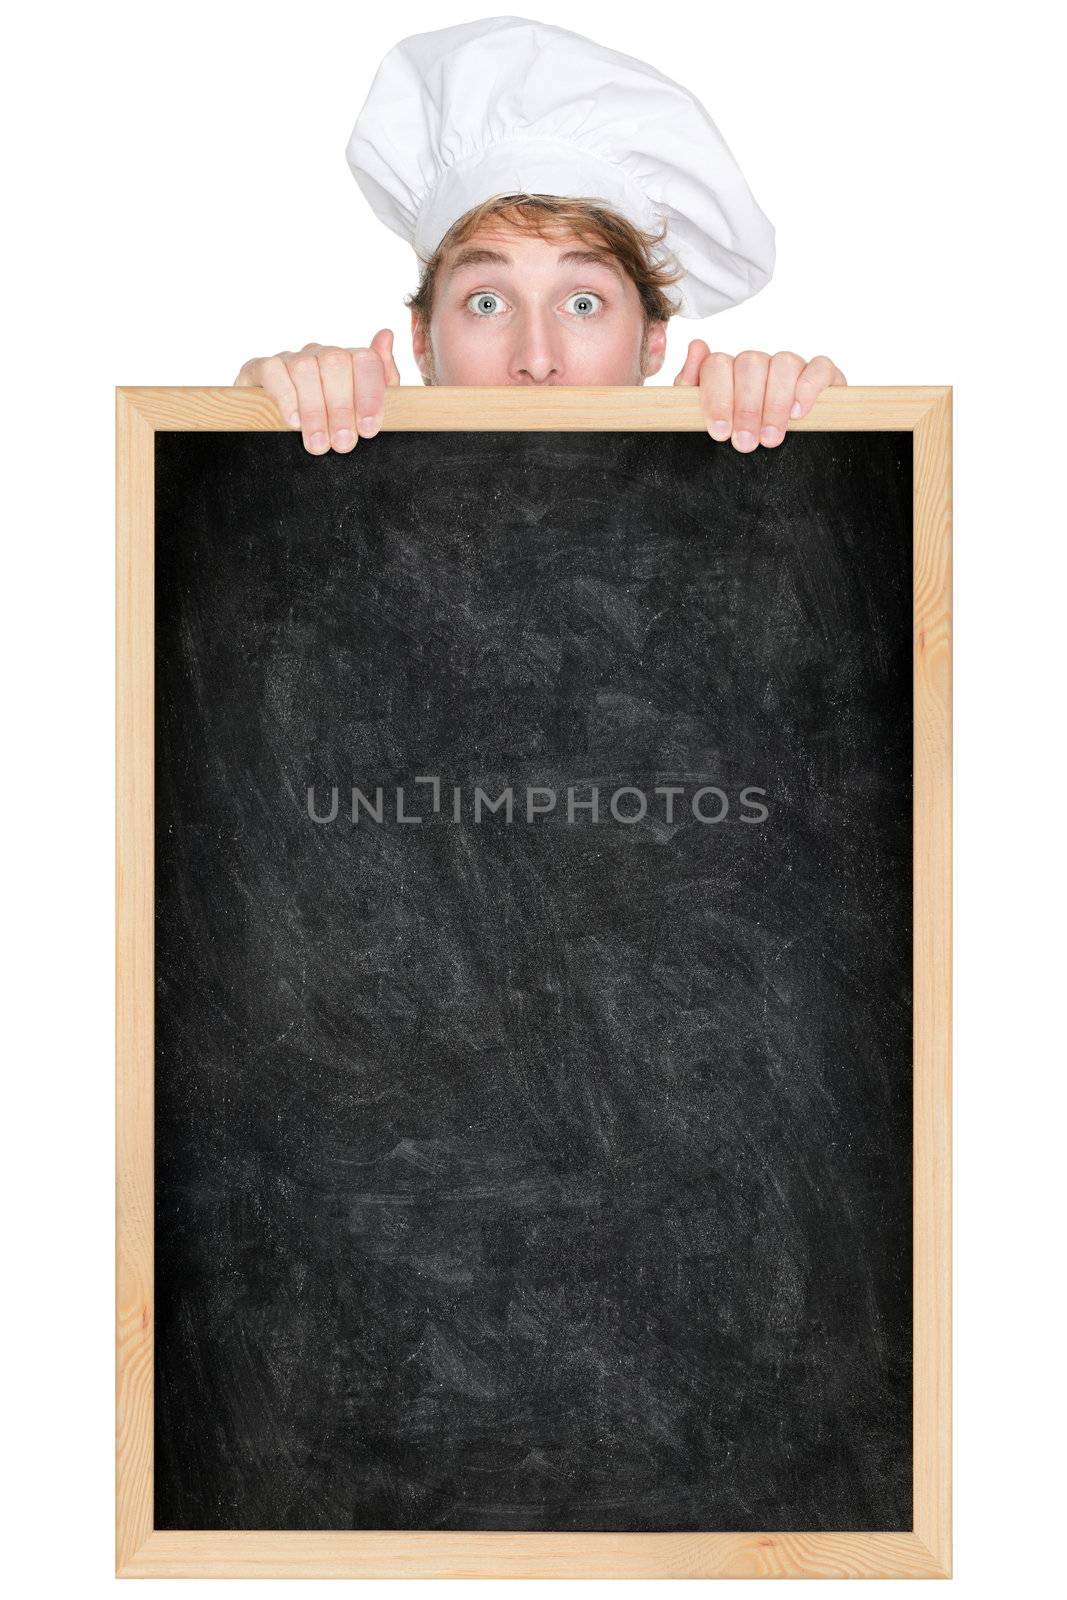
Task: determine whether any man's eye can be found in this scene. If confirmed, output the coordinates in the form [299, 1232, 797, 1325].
[564, 291, 603, 317]
[467, 291, 506, 316]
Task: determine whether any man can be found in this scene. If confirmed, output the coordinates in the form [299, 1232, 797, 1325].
[237, 18, 846, 455]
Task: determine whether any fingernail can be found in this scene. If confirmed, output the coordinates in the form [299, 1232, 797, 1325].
[288, 412, 301, 430]
[333, 429, 355, 450]
[308, 431, 328, 452]
[709, 419, 731, 441]
[790, 400, 803, 418]
[358, 415, 380, 438]
[760, 426, 783, 447]
[733, 430, 758, 452]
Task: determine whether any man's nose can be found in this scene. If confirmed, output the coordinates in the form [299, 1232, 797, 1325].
[508, 306, 563, 384]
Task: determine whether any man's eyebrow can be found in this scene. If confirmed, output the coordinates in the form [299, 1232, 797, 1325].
[446, 247, 513, 273]
[556, 249, 623, 279]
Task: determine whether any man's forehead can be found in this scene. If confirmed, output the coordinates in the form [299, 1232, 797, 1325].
[441, 226, 623, 279]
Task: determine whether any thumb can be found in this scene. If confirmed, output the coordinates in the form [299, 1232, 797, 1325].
[672, 339, 710, 387]
[371, 327, 401, 386]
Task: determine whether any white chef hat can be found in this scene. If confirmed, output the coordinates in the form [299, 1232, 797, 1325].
[345, 15, 775, 320]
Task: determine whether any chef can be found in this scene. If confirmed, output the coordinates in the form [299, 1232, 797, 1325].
[236, 15, 846, 454]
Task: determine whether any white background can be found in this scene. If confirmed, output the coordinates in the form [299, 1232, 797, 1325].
[4, 1, 1063, 1593]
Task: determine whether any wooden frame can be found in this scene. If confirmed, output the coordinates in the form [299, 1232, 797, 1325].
[117, 385, 951, 1579]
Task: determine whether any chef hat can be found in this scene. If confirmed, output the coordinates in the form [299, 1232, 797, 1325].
[345, 15, 775, 319]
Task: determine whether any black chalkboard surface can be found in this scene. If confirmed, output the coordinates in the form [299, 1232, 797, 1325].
[152, 427, 913, 1536]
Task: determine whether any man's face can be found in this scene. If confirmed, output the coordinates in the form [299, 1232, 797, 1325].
[412, 224, 668, 386]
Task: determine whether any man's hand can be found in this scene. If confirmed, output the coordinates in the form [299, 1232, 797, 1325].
[234, 331, 401, 453]
[673, 346, 847, 451]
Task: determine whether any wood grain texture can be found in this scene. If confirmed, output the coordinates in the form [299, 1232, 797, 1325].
[116, 384, 952, 1579]
[911, 390, 953, 1576]
[115, 390, 155, 1571]
[119, 383, 941, 432]
[119, 1527, 946, 1578]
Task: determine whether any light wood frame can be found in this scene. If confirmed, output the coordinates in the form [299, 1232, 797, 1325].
[117, 385, 952, 1579]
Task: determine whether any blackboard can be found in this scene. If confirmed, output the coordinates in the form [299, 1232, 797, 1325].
[117, 385, 951, 1579]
